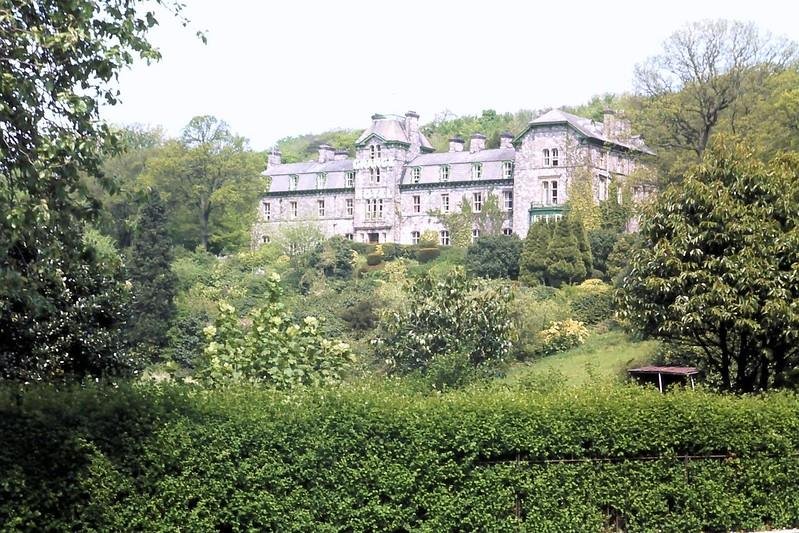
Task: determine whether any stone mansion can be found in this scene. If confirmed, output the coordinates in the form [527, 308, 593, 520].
[252, 109, 653, 246]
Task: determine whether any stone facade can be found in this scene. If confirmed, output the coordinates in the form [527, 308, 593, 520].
[252, 109, 653, 246]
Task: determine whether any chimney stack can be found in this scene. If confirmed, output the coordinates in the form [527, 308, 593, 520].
[602, 108, 616, 138]
[469, 133, 486, 153]
[318, 144, 335, 163]
[267, 148, 282, 168]
[448, 136, 464, 152]
[333, 149, 349, 161]
[500, 132, 513, 149]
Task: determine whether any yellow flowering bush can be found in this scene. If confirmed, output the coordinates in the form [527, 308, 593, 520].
[537, 319, 589, 355]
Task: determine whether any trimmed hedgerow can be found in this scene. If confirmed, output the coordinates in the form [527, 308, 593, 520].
[1, 384, 799, 531]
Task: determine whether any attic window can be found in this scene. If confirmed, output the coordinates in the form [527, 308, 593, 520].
[502, 161, 514, 179]
[439, 165, 450, 182]
[289, 175, 298, 191]
[316, 173, 327, 189]
[471, 163, 482, 180]
[412, 167, 421, 183]
[345, 171, 355, 188]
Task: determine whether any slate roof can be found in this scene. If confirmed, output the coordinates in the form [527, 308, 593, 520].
[407, 147, 516, 167]
[523, 109, 655, 155]
[356, 115, 434, 151]
[263, 159, 353, 177]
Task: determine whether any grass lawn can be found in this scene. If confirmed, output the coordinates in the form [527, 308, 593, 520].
[505, 330, 659, 387]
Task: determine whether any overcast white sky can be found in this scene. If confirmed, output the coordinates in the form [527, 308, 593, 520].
[101, 0, 799, 151]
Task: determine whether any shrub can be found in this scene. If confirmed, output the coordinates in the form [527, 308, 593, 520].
[2, 385, 799, 531]
[512, 287, 572, 359]
[570, 280, 615, 324]
[465, 235, 522, 279]
[365, 252, 383, 266]
[416, 247, 440, 263]
[537, 319, 589, 356]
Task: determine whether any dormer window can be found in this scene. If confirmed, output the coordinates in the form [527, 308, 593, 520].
[289, 175, 298, 191]
[412, 167, 421, 183]
[439, 165, 450, 182]
[345, 171, 355, 188]
[542, 149, 550, 167]
[316, 173, 327, 189]
[502, 161, 514, 179]
[471, 163, 482, 180]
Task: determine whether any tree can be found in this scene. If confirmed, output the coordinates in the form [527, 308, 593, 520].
[570, 216, 593, 276]
[0, 0, 185, 382]
[128, 190, 178, 358]
[465, 235, 522, 280]
[619, 141, 799, 392]
[519, 221, 552, 286]
[545, 219, 587, 287]
[145, 116, 264, 252]
[431, 192, 506, 247]
[634, 20, 797, 161]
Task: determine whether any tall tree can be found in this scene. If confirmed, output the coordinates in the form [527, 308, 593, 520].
[519, 221, 552, 286]
[0, 0, 185, 381]
[128, 190, 178, 358]
[634, 20, 797, 163]
[145, 116, 264, 252]
[545, 219, 586, 287]
[619, 140, 799, 392]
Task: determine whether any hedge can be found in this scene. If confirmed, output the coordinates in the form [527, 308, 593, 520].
[416, 247, 441, 263]
[2, 384, 799, 531]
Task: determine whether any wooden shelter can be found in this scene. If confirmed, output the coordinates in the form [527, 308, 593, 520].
[627, 366, 699, 393]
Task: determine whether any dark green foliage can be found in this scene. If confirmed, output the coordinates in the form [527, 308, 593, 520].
[128, 191, 178, 358]
[2, 384, 799, 531]
[607, 233, 641, 286]
[519, 221, 551, 285]
[416, 247, 441, 263]
[619, 144, 799, 392]
[365, 253, 382, 266]
[588, 228, 620, 278]
[600, 181, 633, 232]
[465, 235, 522, 279]
[307, 236, 354, 279]
[570, 216, 593, 275]
[166, 312, 209, 369]
[339, 299, 379, 332]
[378, 269, 514, 377]
[545, 219, 587, 287]
[0, 0, 170, 381]
[571, 290, 615, 325]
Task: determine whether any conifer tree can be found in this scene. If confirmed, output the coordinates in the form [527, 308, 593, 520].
[128, 190, 178, 358]
[570, 215, 594, 275]
[545, 219, 587, 287]
[519, 220, 552, 285]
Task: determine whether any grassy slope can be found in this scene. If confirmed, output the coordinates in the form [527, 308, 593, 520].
[506, 330, 659, 387]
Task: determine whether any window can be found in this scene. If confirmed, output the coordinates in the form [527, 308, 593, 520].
[317, 200, 325, 217]
[503, 190, 513, 210]
[413, 195, 421, 213]
[471, 163, 482, 180]
[262, 201, 271, 220]
[377, 145, 382, 159]
[346, 198, 353, 216]
[441, 193, 450, 213]
[412, 167, 421, 183]
[369, 167, 381, 184]
[316, 173, 326, 189]
[542, 181, 549, 204]
[551, 148, 559, 167]
[290, 200, 298, 218]
[439, 165, 449, 182]
[597, 176, 608, 201]
[473, 192, 483, 213]
[542, 149, 550, 167]
[440, 230, 450, 246]
[503, 228, 513, 236]
[366, 199, 384, 220]
[502, 161, 513, 179]
[411, 231, 420, 245]
[471, 228, 480, 243]
[370, 145, 376, 160]
[262, 235, 271, 244]
[551, 180, 559, 204]
[345, 233, 354, 241]
[345, 171, 355, 188]
[289, 175, 298, 191]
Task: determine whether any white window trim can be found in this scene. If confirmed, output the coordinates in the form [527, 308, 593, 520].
[471, 163, 482, 180]
[502, 161, 513, 180]
[412, 167, 421, 183]
[413, 195, 421, 213]
[473, 192, 483, 213]
[439, 165, 450, 182]
[317, 199, 325, 217]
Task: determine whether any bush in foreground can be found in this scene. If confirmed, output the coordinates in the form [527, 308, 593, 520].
[1, 384, 799, 531]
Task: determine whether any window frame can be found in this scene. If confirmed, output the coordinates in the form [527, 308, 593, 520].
[441, 193, 450, 213]
[471, 162, 482, 180]
[411, 231, 420, 245]
[317, 199, 325, 217]
[503, 190, 513, 211]
[316, 172, 327, 189]
[346, 198, 353, 217]
[502, 161, 513, 179]
[440, 230, 450, 246]
[412, 195, 421, 213]
[542, 149, 550, 167]
[551, 148, 559, 167]
[289, 175, 298, 191]
[412, 167, 421, 183]
[290, 200, 298, 218]
[473, 192, 483, 213]
[263, 201, 271, 220]
[345, 171, 355, 188]
[439, 165, 450, 182]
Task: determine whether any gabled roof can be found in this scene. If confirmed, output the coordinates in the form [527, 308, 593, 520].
[407, 147, 516, 167]
[517, 109, 655, 155]
[355, 115, 434, 151]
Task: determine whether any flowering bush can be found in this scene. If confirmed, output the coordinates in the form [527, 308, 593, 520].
[199, 272, 355, 388]
[537, 319, 589, 356]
